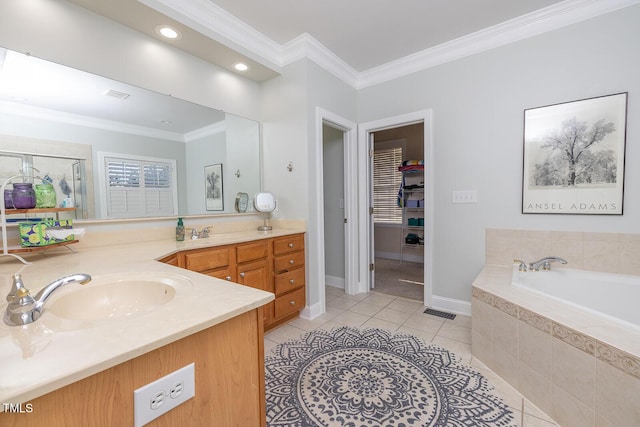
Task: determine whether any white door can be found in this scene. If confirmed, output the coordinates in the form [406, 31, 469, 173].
[368, 132, 376, 289]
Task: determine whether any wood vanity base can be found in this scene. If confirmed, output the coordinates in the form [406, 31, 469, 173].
[2, 308, 266, 427]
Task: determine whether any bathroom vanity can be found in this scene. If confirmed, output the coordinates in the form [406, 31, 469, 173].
[166, 232, 306, 330]
[0, 226, 305, 426]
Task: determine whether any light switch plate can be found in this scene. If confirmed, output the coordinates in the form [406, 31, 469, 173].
[452, 190, 477, 204]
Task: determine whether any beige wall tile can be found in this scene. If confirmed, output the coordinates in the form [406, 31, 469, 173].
[493, 345, 519, 388]
[550, 231, 584, 269]
[471, 330, 493, 367]
[595, 359, 640, 426]
[552, 338, 595, 406]
[519, 321, 551, 378]
[493, 308, 518, 356]
[583, 233, 620, 273]
[619, 233, 640, 275]
[486, 229, 523, 266]
[518, 362, 553, 417]
[594, 413, 614, 427]
[551, 384, 595, 427]
[471, 298, 493, 339]
[522, 230, 552, 265]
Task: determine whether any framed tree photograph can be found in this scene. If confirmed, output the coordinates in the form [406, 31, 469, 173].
[205, 163, 224, 211]
[522, 92, 627, 215]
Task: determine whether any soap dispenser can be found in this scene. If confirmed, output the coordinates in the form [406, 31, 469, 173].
[176, 217, 185, 241]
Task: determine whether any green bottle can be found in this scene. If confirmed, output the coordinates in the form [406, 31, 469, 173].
[176, 217, 185, 241]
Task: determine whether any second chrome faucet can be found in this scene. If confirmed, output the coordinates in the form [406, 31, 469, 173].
[514, 256, 567, 272]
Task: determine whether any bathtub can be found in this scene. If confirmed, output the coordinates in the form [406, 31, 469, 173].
[511, 267, 640, 329]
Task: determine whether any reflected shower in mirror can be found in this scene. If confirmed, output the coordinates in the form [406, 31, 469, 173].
[0, 47, 261, 220]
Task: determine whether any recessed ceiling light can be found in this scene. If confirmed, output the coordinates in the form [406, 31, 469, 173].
[160, 120, 172, 124]
[155, 25, 181, 40]
[234, 63, 249, 72]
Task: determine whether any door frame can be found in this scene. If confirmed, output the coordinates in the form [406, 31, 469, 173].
[357, 110, 434, 307]
[306, 107, 357, 319]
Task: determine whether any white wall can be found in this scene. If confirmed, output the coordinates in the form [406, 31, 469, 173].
[357, 5, 640, 301]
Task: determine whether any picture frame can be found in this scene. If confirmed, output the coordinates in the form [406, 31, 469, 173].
[522, 92, 627, 215]
[205, 163, 224, 211]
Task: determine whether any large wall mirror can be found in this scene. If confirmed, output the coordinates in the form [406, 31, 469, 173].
[0, 47, 261, 220]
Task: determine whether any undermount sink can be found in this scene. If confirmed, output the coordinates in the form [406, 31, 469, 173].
[47, 273, 191, 321]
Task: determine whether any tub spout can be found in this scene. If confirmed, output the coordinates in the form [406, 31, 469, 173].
[529, 257, 567, 271]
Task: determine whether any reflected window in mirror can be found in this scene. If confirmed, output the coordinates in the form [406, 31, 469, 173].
[0, 151, 88, 220]
[98, 153, 177, 219]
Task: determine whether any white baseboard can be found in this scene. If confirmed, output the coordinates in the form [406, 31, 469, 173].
[300, 300, 324, 320]
[325, 275, 345, 289]
[430, 295, 471, 316]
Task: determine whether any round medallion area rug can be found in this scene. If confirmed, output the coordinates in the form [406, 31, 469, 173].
[265, 327, 515, 427]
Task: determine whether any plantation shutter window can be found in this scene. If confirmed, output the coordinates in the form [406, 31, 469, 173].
[373, 147, 403, 223]
[104, 156, 175, 218]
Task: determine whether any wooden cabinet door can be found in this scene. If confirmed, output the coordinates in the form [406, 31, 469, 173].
[237, 260, 270, 292]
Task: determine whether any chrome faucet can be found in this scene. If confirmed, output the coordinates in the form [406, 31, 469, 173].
[189, 227, 211, 240]
[528, 256, 567, 271]
[3, 273, 91, 326]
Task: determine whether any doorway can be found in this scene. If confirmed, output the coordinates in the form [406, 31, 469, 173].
[371, 124, 424, 300]
[358, 110, 433, 307]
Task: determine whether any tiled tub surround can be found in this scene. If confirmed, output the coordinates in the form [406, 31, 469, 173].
[472, 229, 640, 426]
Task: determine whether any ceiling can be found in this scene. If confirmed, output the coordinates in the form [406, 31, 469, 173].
[205, 0, 565, 72]
[64, 0, 639, 88]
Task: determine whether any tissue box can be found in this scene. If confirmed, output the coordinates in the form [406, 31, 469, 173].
[19, 220, 74, 247]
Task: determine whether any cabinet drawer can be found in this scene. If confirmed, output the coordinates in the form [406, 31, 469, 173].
[236, 240, 269, 264]
[274, 287, 305, 319]
[274, 268, 305, 295]
[274, 251, 305, 272]
[185, 247, 230, 272]
[273, 234, 305, 255]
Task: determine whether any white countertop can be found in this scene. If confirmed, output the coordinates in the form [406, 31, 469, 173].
[0, 228, 304, 405]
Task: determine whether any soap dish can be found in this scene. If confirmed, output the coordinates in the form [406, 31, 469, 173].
[46, 228, 85, 241]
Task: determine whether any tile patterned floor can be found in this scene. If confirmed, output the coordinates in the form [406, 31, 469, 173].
[265, 286, 560, 427]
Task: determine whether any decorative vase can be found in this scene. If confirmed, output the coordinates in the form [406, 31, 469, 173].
[35, 183, 56, 208]
[3, 189, 13, 209]
[11, 183, 36, 209]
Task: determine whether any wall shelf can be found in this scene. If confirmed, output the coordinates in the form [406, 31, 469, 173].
[1, 175, 78, 264]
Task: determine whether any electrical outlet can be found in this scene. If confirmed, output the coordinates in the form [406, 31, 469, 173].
[134, 363, 195, 427]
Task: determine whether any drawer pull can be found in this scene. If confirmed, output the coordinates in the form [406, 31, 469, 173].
[225, 276, 232, 281]
[289, 259, 294, 265]
[290, 300, 296, 306]
[288, 243, 294, 248]
[289, 279, 295, 284]
[240, 272, 246, 278]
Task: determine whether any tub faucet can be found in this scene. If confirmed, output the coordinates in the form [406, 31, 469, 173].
[3, 273, 92, 326]
[528, 257, 567, 271]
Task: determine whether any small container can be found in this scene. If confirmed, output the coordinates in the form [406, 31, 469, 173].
[176, 217, 185, 241]
[11, 183, 36, 209]
[3, 189, 13, 209]
[35, 183, 57, 208]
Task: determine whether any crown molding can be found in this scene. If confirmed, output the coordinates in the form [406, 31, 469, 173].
[140, 0, 640, 89]
[356, 0, 640, 88]
[281, 34, 359, 87]
[0, 101, 187, 142]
